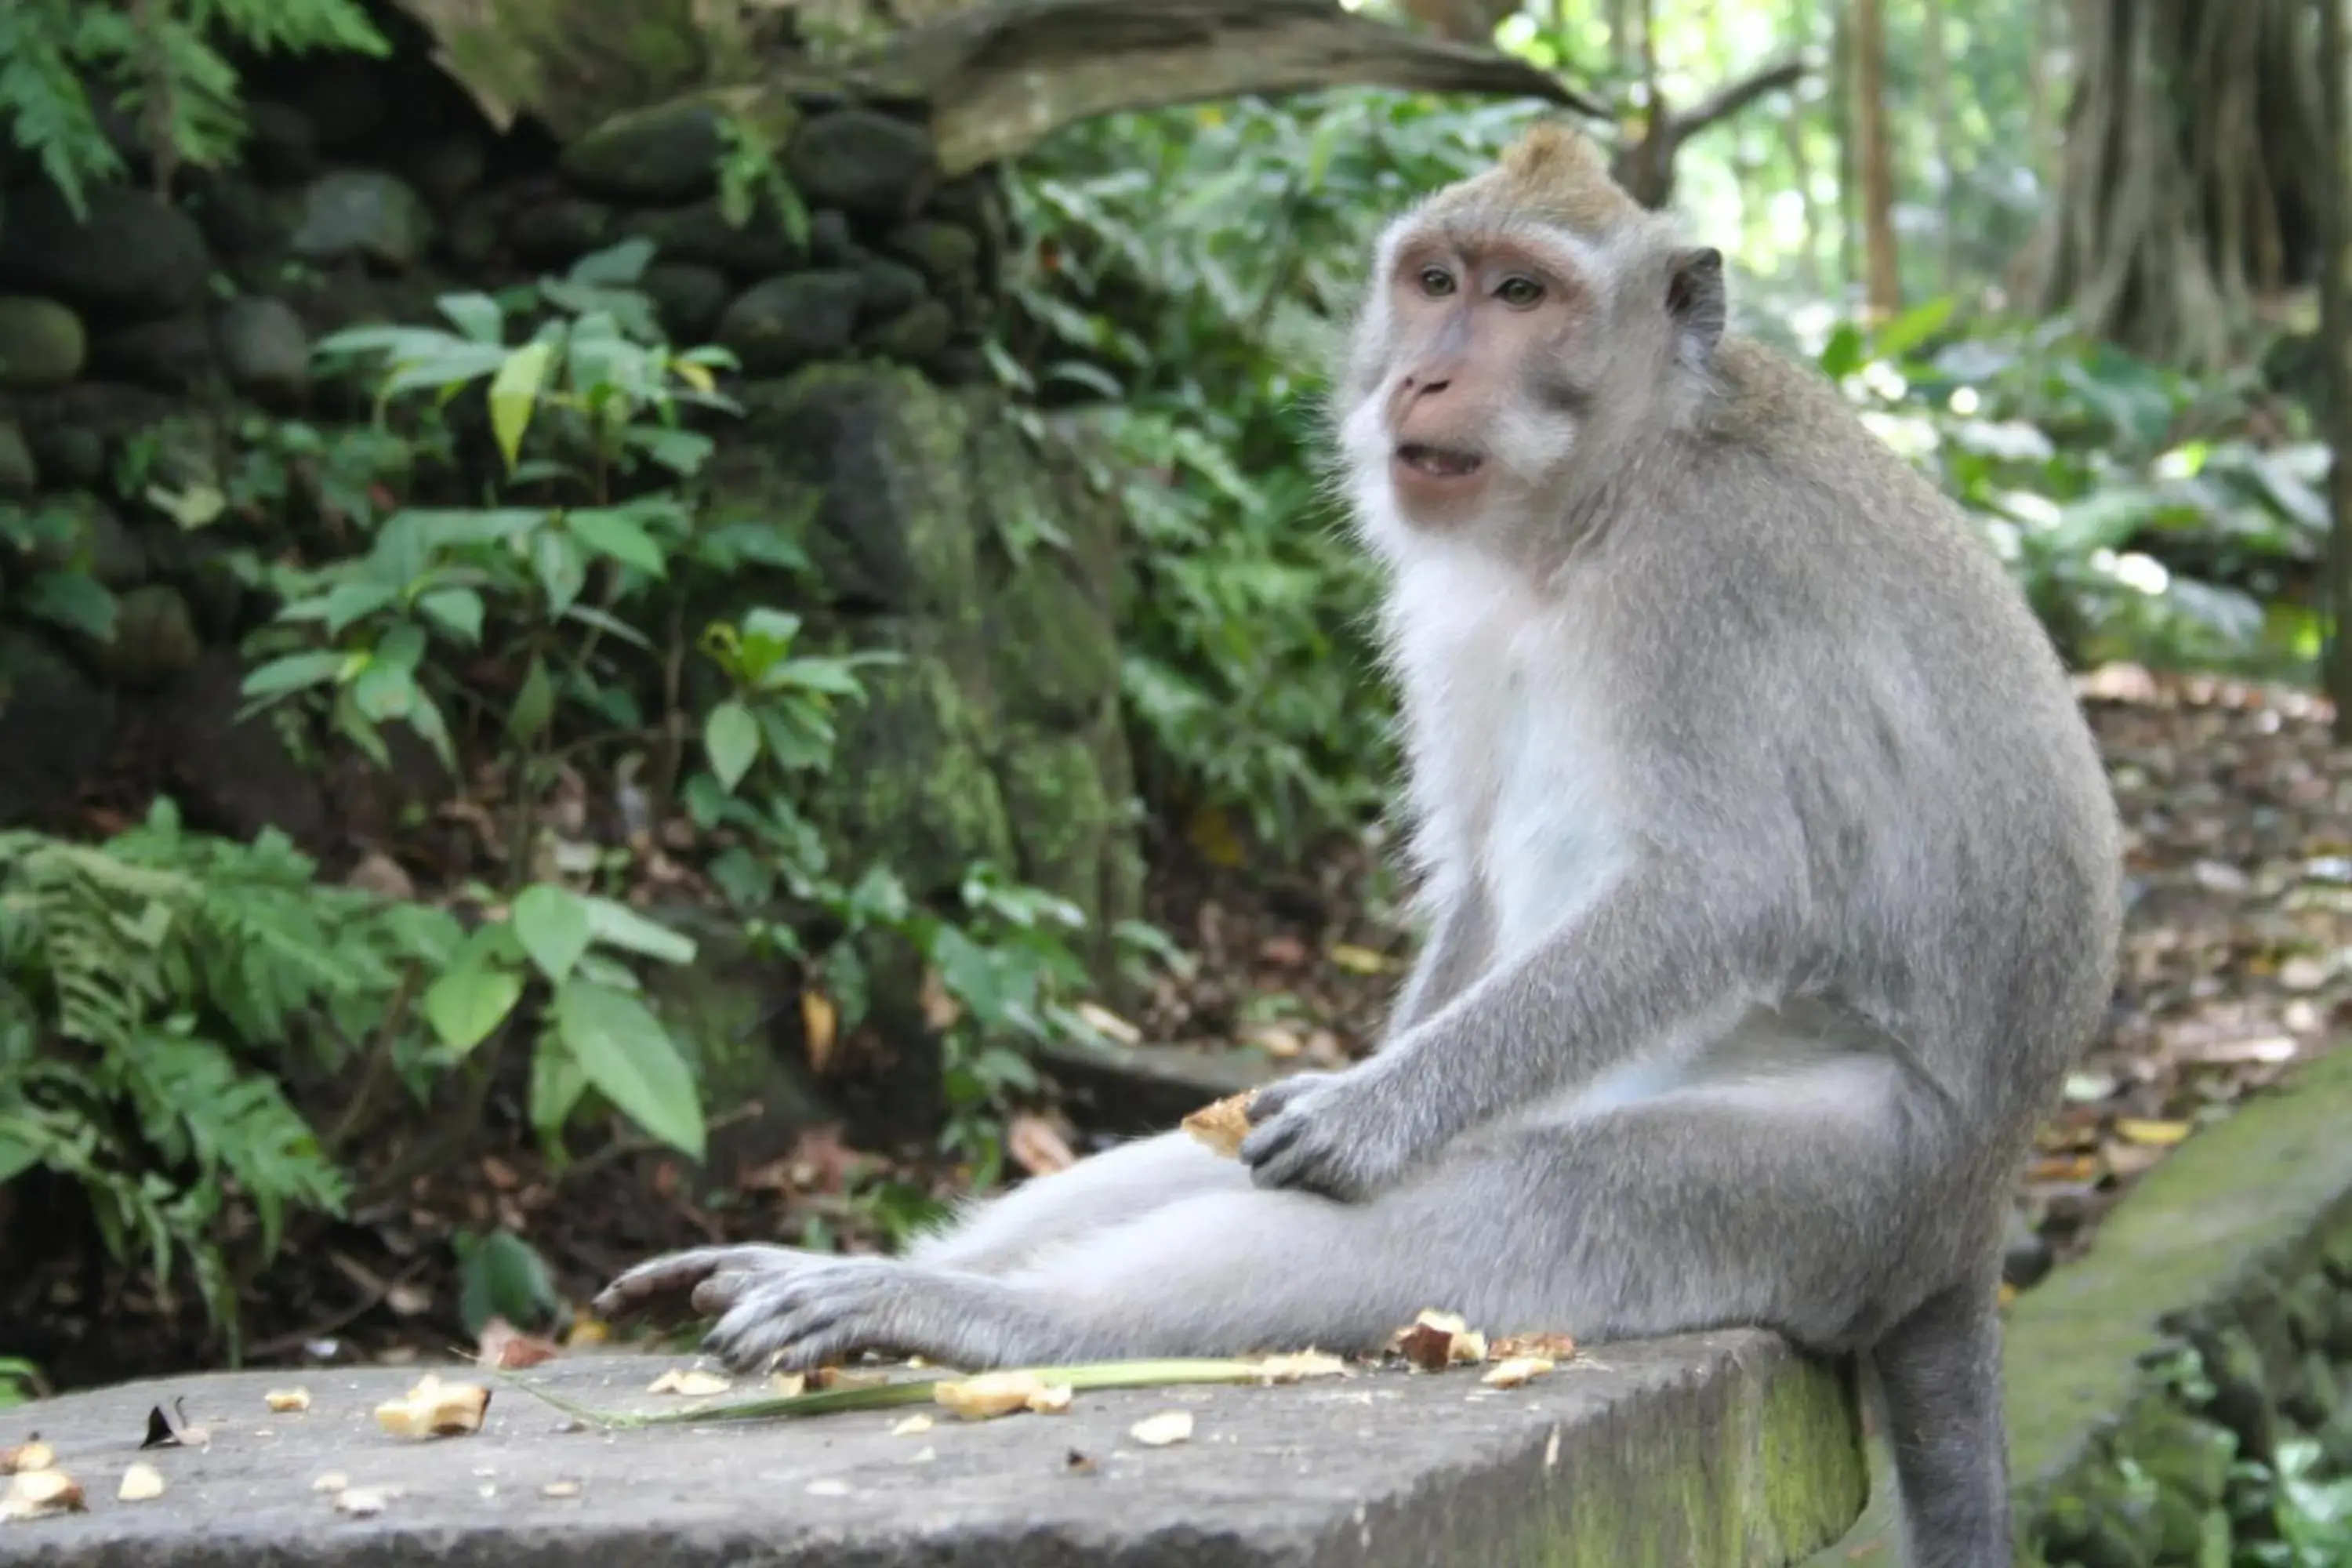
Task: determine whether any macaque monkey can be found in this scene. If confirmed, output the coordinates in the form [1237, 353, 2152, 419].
[597, 123, 2121, 1568]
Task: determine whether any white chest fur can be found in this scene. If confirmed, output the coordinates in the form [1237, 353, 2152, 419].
[1385, 542, 1627, 962]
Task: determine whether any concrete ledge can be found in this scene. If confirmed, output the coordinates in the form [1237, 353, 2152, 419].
[2, 1332, 1864, 1566]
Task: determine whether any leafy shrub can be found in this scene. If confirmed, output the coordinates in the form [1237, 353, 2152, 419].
[0, 0, 386, 215]
[0, 801, 454, 1348]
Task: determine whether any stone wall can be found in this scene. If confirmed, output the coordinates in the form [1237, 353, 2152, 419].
[0, 15, 1142, 966]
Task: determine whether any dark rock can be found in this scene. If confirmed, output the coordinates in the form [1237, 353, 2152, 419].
[91, 314, 215, 394]
[188, 172, 292, 260]
[291, 55, 389, 151]
[143, 529, 245, 637]
[151, 650, 326, 844]
[623, 198, 806, 278]
[92, 583, 201, 691]
[443, 197, 503, 270]
[509, 198, 619, 267]
[0, 184, 211, 323]
[714, 271, 861, 373]
[859, 298, 953, 363]
[931, 343, 993, 386]
[0, 630, 115, 826]
[26, 495, 145, 590]
[2002, 1207, 2053, 1291]
[641, 263, 732, 343]
[0, 419, 35, 494]
[853, 258, 927, 324]
[884, 219, 982, 285]
[560, 100, 761, 204]
[241, 99, 320, 182]
[785, 109, 936, 221]
[291, 171, 435, 271]
[0, 296, 87, 388]
[25, 423, 104, 487]
[809, 209, 858, 267]
[213, 296, 311, 407]
[409, 134, 489, 209]
[281, 270, 445, 340]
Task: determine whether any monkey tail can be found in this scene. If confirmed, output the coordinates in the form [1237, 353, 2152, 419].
[1864, 1275, 2017, 1568]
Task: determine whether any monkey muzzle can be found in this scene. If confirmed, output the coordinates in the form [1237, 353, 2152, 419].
[1394, 443, 1485, 480]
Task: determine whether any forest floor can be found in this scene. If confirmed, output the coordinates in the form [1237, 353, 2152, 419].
[6, 665, 2350, 1397]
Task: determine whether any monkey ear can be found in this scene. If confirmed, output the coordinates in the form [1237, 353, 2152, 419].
[1665, 246, 1727, 364]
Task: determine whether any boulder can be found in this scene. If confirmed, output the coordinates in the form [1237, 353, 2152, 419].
[560, 100, 774, 204]
[0, 296, 88, 388]
[213, 296, 314, 406]
[786, 110, 936, 222]
[715, 272, 862, 375]
[0, 185, 210, 323]
[290, 172, 434, 271]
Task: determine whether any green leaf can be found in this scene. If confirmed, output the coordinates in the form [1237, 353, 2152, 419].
[554, 979, 706, 1160]
[437, 292, 506, 343]
[508, 655, 556, 743]
[582, 897, 697, 965]
[418, 587, 485, 644]
[423, 964, 524, 1054]
[489, 340, 554, 471]
[532, 528, 588, 615]
[20, 571, 117, 639]
[530, 1029, 590, 1145]
[704, 700, 760, 791]
[568, 509, 668, 577]
[510, 884, 592, 984]
[241, 650, 349, 701]
[349, 660, 419, 721]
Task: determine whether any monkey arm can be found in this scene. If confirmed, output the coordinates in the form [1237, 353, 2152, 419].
[1243, 851, 1778, 1200]
[1379, 881, 1497, 1044]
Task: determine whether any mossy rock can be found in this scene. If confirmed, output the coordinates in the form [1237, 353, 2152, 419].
[0, 296, 88, 389]
[561, 98, 779, 205]
[809, 633, 1015, 901]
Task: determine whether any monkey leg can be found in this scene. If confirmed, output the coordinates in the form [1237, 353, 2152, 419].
[899, 1129, 1253, 1274]
[698, 1056, 1966, 1374]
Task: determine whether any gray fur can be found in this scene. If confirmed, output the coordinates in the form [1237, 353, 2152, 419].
[596, 170, 2120, 1568]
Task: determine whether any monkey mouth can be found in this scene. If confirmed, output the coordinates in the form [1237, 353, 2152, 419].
[1393, 443, 1486, 481]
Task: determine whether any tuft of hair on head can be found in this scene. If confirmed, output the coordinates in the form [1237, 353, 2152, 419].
[1483, 118, 1641, 234]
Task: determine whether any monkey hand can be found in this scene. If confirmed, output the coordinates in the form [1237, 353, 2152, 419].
[696, 1258, 1067, 1374]
[1239, 1061, 1432, 1202]
[593, 1243, 834, 1327]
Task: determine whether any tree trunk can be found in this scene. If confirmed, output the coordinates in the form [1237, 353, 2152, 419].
[1852, 0, 1900, 314]
[2321, 0, 2352, 735]
[1784, 0, 1820, 292]
[2043, 0, 2329, 370]
[1831, 1, 1859, 292]
[1921, 0, 1957, 294]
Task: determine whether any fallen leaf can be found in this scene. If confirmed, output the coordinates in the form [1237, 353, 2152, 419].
[263, 1388, 313, 1414]
[477, 1318, 561, 1370]
[373, 1374, 491, 1439]
[0, 1443, 53, 1475]
[0, 1468, 85, 1520]
[140, 1399, 209, 1450]
[918, 967, 962, 1032]
[334, 1486, 391, 1516]
[802, 989, 840, 1074]
[647, 1368, 731, 1398]
[1128, 1410, 1194, 1447]
[810, 1367, 889, 1392]
[1255, 1351, 1349, 1384]
[1007, 1113, 1077, 1177]
[1181, 1091, 1255, 1158]
[1327, 943, 1390, 975]
[1391, 1309, 1487, 1370]
[1490, 1333, 1577, 1361]
[312, 1472, 349, 1494]
[345, 851, 415, 900]
[2114, 1118, 2194, 1147]
[1074, 1002, 1142, 1046]
[1258, 935, 1309, 968]
[116, 1464, 165, 1502]
[543, 1479, 582, 1499]
[770, 1373, 808, 1398]
[1481, 1356, 1555, 1388]
[934, 1371, 1069, 1420]
[1064, 1448, 1099, 1475]
[889, 1414, 934, 1437]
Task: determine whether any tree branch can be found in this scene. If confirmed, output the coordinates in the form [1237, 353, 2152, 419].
[1671, 56, 1806, 140]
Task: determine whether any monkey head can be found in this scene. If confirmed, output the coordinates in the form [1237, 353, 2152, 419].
[1332, 121, 1729, 554]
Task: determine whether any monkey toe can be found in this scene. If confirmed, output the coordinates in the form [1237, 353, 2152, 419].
[594, 1244, 808, 1323]
[1246, 1073, 1333, 1124]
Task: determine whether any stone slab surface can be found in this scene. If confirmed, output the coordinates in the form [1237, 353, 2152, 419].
[0, 1332, 1862, 1567]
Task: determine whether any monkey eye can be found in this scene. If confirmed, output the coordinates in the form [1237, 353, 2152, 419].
[1496, 275, 1545, 308]
[1417, 266, 1457, 298]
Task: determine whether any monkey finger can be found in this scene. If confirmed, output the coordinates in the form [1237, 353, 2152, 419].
[1246, 1073, 1334, 1124]
[593, 1244, 803, 1321]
